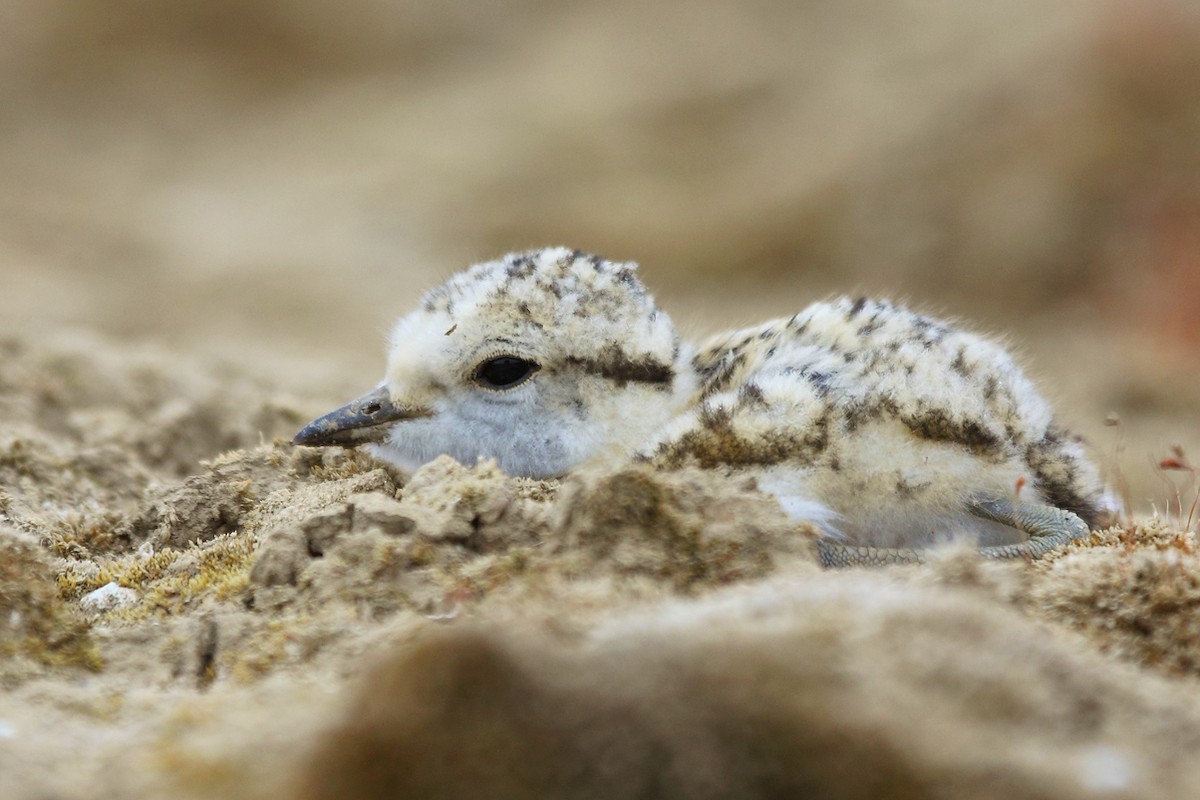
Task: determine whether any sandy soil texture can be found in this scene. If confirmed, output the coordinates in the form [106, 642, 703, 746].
[2, 331, 1200, 800]
[3, 1, 1200, 797]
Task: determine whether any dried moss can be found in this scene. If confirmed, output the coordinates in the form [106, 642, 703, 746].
[62, 533, 261, 625]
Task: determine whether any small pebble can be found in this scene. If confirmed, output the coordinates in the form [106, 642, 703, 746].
[81, 582, 138, 613]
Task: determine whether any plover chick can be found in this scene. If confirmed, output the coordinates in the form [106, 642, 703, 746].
[295, 247, 1103, 565]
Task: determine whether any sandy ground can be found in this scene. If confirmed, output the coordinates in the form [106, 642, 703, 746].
[3, 1, 1200, 798]
[3, 332, 1200, 799]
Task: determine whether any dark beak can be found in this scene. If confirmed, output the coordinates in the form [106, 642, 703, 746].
[293, 385, 428, 448]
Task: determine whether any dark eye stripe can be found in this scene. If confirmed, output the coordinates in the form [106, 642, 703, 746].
[475, 357, 539, 389]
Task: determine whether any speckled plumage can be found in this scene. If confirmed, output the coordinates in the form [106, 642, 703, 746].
[646, 296, 1102, 548]
[296, 247, 1104, 558]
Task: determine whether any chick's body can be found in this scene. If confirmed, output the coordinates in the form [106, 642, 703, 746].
[650, 298, 1101, 547]
[295, 247, 1103, 554]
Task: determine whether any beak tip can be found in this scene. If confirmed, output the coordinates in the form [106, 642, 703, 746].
[290, 423, 321, 448]
[292, 418, 356, 449]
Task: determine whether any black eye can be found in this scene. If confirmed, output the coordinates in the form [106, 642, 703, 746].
[474, 356, 539, 389]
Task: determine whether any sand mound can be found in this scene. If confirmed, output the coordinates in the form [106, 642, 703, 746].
[297, 576, 1200, 800]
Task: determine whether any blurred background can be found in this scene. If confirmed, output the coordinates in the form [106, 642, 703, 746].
[1, 0, 1197, 513]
